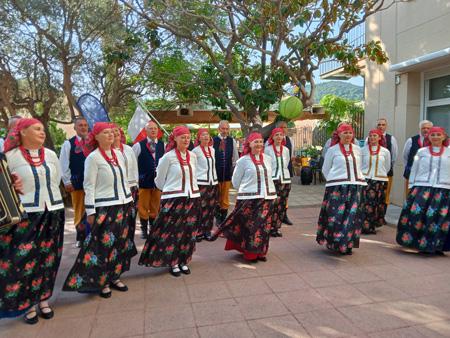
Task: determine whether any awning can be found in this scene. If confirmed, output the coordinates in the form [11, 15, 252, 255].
[389, 47, 450, 72]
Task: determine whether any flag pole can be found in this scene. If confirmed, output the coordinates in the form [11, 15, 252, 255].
[136, 98, 170, 136]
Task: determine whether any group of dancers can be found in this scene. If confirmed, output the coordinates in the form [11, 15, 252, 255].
[0, 114, 449, 326]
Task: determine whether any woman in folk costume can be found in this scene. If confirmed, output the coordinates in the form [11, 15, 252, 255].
[63, 122, 137, 298]
[396, 126, 450, 254]
[212, 132, 276, 262]
[361, 129, 391, 234]
[139, 126, 201, 277]
[0, 118, 65, 324]
[317, 123, 366, 255]
[264, 127, 292, 237]
[192, 128, 218, 242]
[112, 124, 139, 243]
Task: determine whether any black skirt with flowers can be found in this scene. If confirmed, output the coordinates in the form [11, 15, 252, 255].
[316, 185, 363, 253]
[361, 179, 388, 233]
[198, 184, 219, 235]
[63, 202, 137, 292]
[396, 186, 450, 253]
[139, 197, 200, 268]
[0, 209, 65, 318]
[271, 181, 291, 230]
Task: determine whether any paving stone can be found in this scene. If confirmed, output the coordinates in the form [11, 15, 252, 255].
[145, 304, 195, 333]
[235, 294, 290, 320]
[263, 273, 309, 292]
[248, 314, 311, 337]
[277, 288, 333, 314]
[316, 284, 373, 307]
[91, 310, 145, 338]
[225, 277, 272, 297]
[192, 298, 243, 327]
[197, 321, 254, 338]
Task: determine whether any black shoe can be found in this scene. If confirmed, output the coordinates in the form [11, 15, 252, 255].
[207, 232, 219, 242]
[100, 287, 112, 298]
[257, 256, 267, 262]
[38, 304, 54, 319]
[436, 251, 445, 256]
[180, 265, 191, 275]
[346, 248, 353, 255]
[275, 230, 283, 237]
[196, 234, 204, 242]
[140, 219, 148, 239]
[282, 215, 293, 225]
[24, 309, 39, 325]
[270, 230, 277, 237]
[170, 266, 182, 277]
[249, 258, 259, 263]
[111, 280, 128, 292]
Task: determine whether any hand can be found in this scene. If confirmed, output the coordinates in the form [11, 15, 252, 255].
[87, 215, 95, 225]
[65, 183, 75, 193]
[11, 173, 24, 195]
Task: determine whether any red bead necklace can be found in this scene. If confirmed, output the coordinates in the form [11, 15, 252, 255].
[200, 145, 211, 158]
[99, 147, 119, 166]
[339, 143, 353, 157]
[429, 145, 445, 157]
[369, 143, 380, 155]
[20, 146, 45, 166]
[175, 148, 190, 165]
[250, 152, 264, 165]
[272, 143, 282, 157]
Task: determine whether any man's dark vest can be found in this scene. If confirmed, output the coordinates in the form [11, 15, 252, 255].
[385, 133, 394, 177]
[213, 136, 234, 182]
[69, 136, 86, 190]
[137, 139, 165, 188]
[403, 134, 421, 179]
[285, 136, 293, 176]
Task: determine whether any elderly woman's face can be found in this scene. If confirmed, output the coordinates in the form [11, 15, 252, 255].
[368, 133, 380, 145]
[429, 131, 445, 146]
[95, 128, 114, 146]
[339, 130, 353, 144]
[199, 131, 210, 145]
[250, 138, 264, 153]
[113, 128, 121, 142]
[273, 132, 284, 144]
[21, 122, 46, 146]
[175, 133, 191, 150]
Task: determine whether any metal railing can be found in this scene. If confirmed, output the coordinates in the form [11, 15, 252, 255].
[319, 22, 366, 76]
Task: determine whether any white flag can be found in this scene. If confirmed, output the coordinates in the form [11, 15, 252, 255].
[128, 105, 150, 143]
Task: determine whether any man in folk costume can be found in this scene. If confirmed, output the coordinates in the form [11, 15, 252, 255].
[60, 116, 89, 247]
[274, 121, 294, 225]
[132, 120, 165, 239]
[213, 120, 239, 223]
[402, 120, 433, 196]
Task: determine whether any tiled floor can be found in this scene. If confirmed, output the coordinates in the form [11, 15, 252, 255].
[1, 185, 449, 337]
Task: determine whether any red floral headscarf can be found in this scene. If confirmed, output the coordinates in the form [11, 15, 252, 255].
[165, 125, 191, 152]
[267, 127, 286, 146]
[368, 128, 386, 147]
[426, 126, 449, 147]
[331, 123, 355, 146]
[3, 118, 42, 153]
[194, 128, 212, 147]
[83, 122, 114, 156]
[242, 132, 263, 156]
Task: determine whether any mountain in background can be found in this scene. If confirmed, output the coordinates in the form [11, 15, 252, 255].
[306, 81, 364, 102]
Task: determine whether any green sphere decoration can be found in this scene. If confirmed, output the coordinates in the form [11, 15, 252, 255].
[279, 96, 303, 120]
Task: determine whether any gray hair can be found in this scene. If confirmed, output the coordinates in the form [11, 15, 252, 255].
[74, 116, 87, 125]
[218, 120, 230, 128]
[419, 120, 433, 128]
[377, 117, 388, 123]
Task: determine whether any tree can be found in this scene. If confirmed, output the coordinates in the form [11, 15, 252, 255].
[122, 0, 389, 133]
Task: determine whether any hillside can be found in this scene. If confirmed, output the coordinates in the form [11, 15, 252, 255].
[306, 81, 364, 102]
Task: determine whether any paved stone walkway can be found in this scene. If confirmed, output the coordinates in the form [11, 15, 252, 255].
[1, 185, 450, 338]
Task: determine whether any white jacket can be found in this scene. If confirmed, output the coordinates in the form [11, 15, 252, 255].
[361, 145, 391, 182]
[409, 147, 450, 190]
[264, 144, 291, 184]
[117, 144, 139, 188]
[6, 147, 64, 212]
[232, 154, 277, 200]
[192, 145, 218, 185]
[155, 149, 201, 199]
[84, 148, 133, 215]
[322, 144, 367, 187]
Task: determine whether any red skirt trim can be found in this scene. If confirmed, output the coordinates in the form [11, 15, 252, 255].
[224, 239, 266, 260]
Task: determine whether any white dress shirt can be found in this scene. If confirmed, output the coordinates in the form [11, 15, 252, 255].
[117, 144, 139, 188]
[84, 148, 133, 216]
[0, 137, 4, 153]
[59, 135, 83, 186]
[361, 145, 391, 182]
[132, 137, 164, 158]
[322, 144, 367, 187]
[155, 149, 201, 199]
[264, 144, 291, 184]
[409, 147, 450, 190]
[232, 153, 277, 200]
[192, 145, 218, 185]
[6, 147, 64, 212]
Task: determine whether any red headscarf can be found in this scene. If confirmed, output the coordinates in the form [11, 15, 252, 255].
[368, 129, 386, 147]
[3, 118, 42, 153]
[426, 126, 449, 147]
[194, 128, 212, 147]
[83, 122, 114, 156]
[242, 132, 263, 156]
[267, 127, 286, 146]
[330, 123, 355, 146]
[166, 125, 191, 152]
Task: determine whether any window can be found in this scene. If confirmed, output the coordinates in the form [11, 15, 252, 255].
[424, 73, 450, 131]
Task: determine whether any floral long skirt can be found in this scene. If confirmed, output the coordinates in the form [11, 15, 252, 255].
[361, 179, 388, 233]
[396, 186, 450, 253]
[130, 186, 138, 240]
[271, 181, 291, 231]
[198, 184, 219, 235]
[218, 199, 274, 260]
[63, 202, 137, 292]
[316, 185, 363, 254]
[139, 197, 200, 267]
[0, 209, 65, 318]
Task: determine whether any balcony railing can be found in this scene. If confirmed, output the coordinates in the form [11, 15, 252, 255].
[319, 22, 366, 79]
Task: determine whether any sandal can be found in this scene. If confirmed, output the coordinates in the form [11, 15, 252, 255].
[111, 280, 128, 292]
[100, 285, 112, 298]
[24, 308, 39, 325]
[38, 302, 54, 319]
